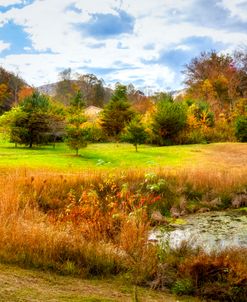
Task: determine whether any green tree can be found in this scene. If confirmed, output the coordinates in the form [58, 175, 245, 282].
[152, 99, 187, 145]
[18, 92, 51, 148]
[0, 92, 66, 148]
[123, 117, 147, 151]
[47, 101, 66, 148]
[66, 92, 88, 156]
[69, 90, 85, 110]
[152, 91, 173, 104]
[66, 115, 88, 156]
[101, 84, 134, 139]
[0, 107, 26, 147]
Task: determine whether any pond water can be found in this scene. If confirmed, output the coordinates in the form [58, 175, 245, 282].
[149, 210, 247, 252]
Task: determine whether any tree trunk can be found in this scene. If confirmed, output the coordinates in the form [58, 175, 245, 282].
[53, 135, 56, 149]
[76, 148, 78, 156]
[135, 144, 138, 152]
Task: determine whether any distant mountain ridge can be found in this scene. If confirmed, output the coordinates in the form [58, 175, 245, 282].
[37, 83, 57, 96]
[37, 80, 113, 107]
[38, 82, 186, 99]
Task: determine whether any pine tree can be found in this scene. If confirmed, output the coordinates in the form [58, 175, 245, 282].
[101, 84, 134, 139]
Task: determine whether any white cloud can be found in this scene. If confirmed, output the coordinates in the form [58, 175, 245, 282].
[0, 0, 22, 6]
[106, 64, 176, 92]
[0, 40, 10, 52]
[0, 0, 247, 91]
[219, 0, 247, 22]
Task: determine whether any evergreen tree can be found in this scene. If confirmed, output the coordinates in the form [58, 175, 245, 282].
[0, 92, 66, 148]
[66, 93, 88, 156]
[66, 115, 88, 156]
[18, 92, 51, 148]
[69, 90, 85, 110]
[101, 84, 134, 139]
[152, 99, 187, 145]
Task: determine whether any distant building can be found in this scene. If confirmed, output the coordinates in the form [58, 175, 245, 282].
[84, 106, 103, 120]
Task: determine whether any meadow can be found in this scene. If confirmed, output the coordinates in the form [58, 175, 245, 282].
[0, 141, 246, 301]
[0, 138, 246, 171]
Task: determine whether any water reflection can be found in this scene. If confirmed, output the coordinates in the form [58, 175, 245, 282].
[150, 210, 247, 252]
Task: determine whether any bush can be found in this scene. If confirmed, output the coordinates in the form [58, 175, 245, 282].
[171, 278, 194, 295]
[204, 118, 235, 142]
[83, 121, 106, 142]
[235, 116, 247, 142]
[175, 128, 207, 144]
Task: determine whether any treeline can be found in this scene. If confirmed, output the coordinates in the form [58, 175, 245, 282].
[0, 49, 246, 153]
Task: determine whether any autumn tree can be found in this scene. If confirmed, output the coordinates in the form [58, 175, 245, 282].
[55, 68, 78, 105]
[0, 83, 10, 113]
[187, 101, 214, 129]
[183, 51, 240, 115]
[76, 73, 106, 107]
[234, 49, 247, 97]
[0, 67, 25, 112]
[18, 86, 34, 102]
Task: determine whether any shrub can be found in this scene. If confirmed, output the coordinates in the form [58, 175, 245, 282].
[171, 278, 194, 295]
[82, 121, 106, 142]
[235, 115, 247, 142]
[179, 250, 247, 301]
[175, 128, 207, 145]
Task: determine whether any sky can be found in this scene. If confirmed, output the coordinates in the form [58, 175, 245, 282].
[0, 0, 247, 93]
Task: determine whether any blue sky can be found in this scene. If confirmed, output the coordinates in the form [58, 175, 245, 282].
[0, 0, 247, 93]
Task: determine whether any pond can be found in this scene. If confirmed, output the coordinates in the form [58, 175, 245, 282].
[149, 209, 247, 252]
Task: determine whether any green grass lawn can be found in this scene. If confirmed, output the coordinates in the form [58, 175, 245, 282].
[0, 139, 203, 171]
[0, 138, 246, 172]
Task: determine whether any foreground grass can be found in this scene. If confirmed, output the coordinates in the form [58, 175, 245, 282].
[0, 139, 246, 172]
[0, 263, 198, 302]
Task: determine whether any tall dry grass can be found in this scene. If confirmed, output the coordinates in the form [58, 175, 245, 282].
[0, 166, 246, 300]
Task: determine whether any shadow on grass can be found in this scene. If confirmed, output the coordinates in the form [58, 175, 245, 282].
[64, 152, 116, 166]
